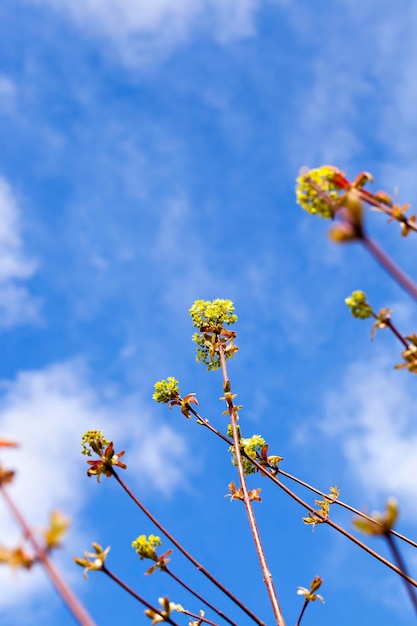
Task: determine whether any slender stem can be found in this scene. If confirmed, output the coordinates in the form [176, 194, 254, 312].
[187, 406, 417, 586]
[383, 317, 410, 350]
[294, 600, 308, 626]
[178, 607, 219, 626]
[101, 564, 179, 625]
[258, 470, 417, 588]
[356, 189, 417, 234]
[385, 534, 417, 614]
[165, 566, 237, 626]
[0, 484, 96, 626]
[218, 346, 286, 626]
[110, 469, 266, 626]
[362, 234, 417, 301]
[277, 468, 417, 549]
[188, 407, 417, 550]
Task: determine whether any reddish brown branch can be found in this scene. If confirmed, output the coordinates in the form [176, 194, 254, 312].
[0, 484, 96, 626]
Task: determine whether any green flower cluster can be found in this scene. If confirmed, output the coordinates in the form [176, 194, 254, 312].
[81, 430, 110, 456]
[189, 299, 238, 328]
[296, 166, 341, 218]
[345, 290, 373, 319]
[229, 434, 265, 476]
[152, 377, 180, 403]
[190, 299, 238, 370]
[132, 535, 162, 561]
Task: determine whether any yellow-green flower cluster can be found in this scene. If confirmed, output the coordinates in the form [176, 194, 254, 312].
[345, 290, 374, 319]
[152, 377, 180, 403]
[190, 299, 237, 328]
[132, 535, 162, 561]
[81, 430, 110, 456]
[229, 433, 265, 476]
[296, 166, 341, 218]
[190, 299, 238, 370]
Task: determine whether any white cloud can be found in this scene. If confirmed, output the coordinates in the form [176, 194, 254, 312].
[152, 196, 221, 310]
[0, 177, 39, 328]
[0, 76, 17, 115]
[288, 1, 417, 174]
[29, 0, 269, 62]
[320, 353, 417, 516]
[0, 360, 191, 611]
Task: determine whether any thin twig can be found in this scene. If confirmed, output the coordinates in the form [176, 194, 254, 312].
[258, 469, 417, 589]
[294, 599, 308, 626]
[0, 484, 96, 626]
[356, 189, 417, 234]
[189, 406, 417, 549]
[362, 234, 417, 301]
[110, 469, 266, 626]
[385, 534, 417, 614]
[101, 564, 180, 625]
[177, 607, 219, 626]
[218, 346, 286, 626]
[186, 406, 417, 584]
[165, 566, 237, 626]
[277, 468, 417, 549]
[382, 317, 410, 350]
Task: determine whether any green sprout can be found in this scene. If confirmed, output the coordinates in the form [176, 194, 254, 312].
[345, 290, 394, 340]
[345, 290, 374, 319]
[74, 543, 110, 579]
[297, 575, 325, 604]
[145, 597, 177, 624]
[303, 486, 340, 530]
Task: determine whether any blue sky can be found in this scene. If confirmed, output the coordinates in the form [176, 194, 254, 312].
[1, 1, 417, 624]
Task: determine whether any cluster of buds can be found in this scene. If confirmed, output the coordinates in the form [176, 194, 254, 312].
[74, 542, 110, 578]
[226, 428, 283, 476]
[81, 431, 127, 482]
[145, 596, 177, 624]
[226, 481, 262, 503]
[303, 486, 340, 530]
[345, 291, 417, 370]
[345, 290, 393, 340]
[297, 575, 325, 604]
[0, 440, 69, 572]
[395, 334, 417, 374]
[132, 535, 172, 575]
[296, 165, 416, 240]
[189, 300, 238, 370]
[0, 510, 70, 572]
[153, 377, 198, 418]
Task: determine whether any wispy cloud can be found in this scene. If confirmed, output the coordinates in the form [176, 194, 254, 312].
[152, 196, 219, 311]
[0, 177, 39, 328]
[319, 352, 417, 517]
[0, 360, 191, 610]
[29, 0, 269, 64]
[0, 76, 17, 115]
[288, 1, 417, 177]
